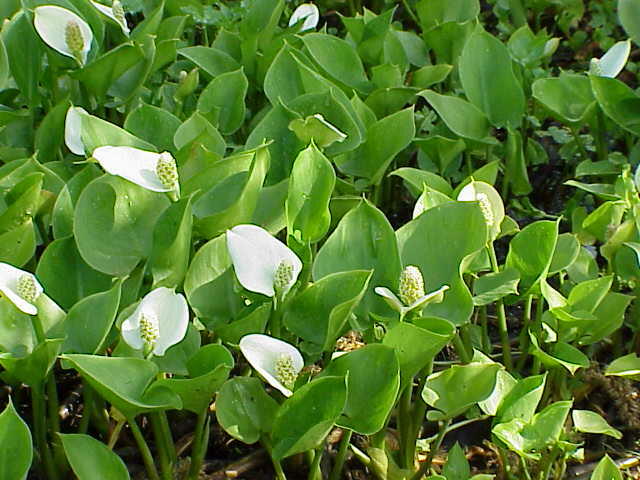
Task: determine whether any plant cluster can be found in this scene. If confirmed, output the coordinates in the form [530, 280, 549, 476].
[0, 0, 639, 479]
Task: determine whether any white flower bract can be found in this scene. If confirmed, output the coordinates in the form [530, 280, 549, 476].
[0, 263, 44, 315]
[121, 287, 189, 357]
[375, 265, 449, 317]
[239, 334, 304, 397]
[226, 224, 302, 297]
[91, 1, 130, 35]
[64, 106, 88, 156]
[589, 40, 631, 78]
[289, 3, 319, 31]
[92, 146, 181, 196]
[34, 6, 93, 66]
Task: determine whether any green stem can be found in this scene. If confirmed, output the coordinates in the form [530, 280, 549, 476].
[508, 0, 527, 27]
[410, 418, 451, 480]
[479, 307, 490, 353]
[150, 412, 173, 480]
[308, 446, 323, 480]
[400, 0, 420, 25]
[595, 108, 607, 162]
[263, 438, 287, 480]
[329, 430, 353, 480]
[570, 127, 589, 162]
[488, 244, 513, 371]
[187, 408, 210, 480]
[108, 418, 125, 450]
[78, 382, 93, 435]
[128, 416, 161, 480]
[32, 383, 59, 480]
[270, 296, 283, 337]
[520, 455, 533, 480]
[516, 295, 534, 372]
[452, 332, 471, 364]
[398, 384, 414, 469]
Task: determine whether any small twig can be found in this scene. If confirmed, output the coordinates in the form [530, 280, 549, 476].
[206, 449, 269, 480]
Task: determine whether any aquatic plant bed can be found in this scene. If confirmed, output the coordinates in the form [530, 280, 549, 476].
[0, 0, 639, 479]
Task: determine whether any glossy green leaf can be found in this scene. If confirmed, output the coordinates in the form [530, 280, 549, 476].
[420, 90, 494, 143]
[0, 338, 63, 386]
[0, 399, 32, 480]
[590, 75, 640, 135]
[619, 0, 640, 45]
[397, 202, 488, 325]
[62, 280, 121, 354]
[532, 73, 595, 125]
[590, 455, 622, 480]
[61, 354, 182, 417]
[193, 145, 269, 239]
[572, 410, 622, 439]
[382, 317, 455, 389]
[422, 362, 501, 420]
[459, 29, 525, 127]
[301, 33, 369, 92]
[124, 104, 181, 152]
[197, 68, 248, 135]
[284, 270, 371, 350]
[492, 401, 572, 459]
[179, 46, 240, 78]
[549, 233, 580, 274]
[313, 200, 401, 321]
[60, 434, 130, 480]
[184, 234, 243, 323]
[154, 344, 234, 413]
[505, 220, 558, 294]
[74, 175, 170, 276]
[80, 112, 156, 153]
[473, 268, 520, 306]
[36, 235, 113, 310]
[322, 344, 399, 434]
[271, 376, 347, 460]
[286, 142, 335, 243]
[605, 353, 640, 380]
[337, 107, 415, 185]
[149, 196, 192, 289]
[216, 377, 279, 444]
[2, 12, 41, 106]
[443, 442, 471, 480]
[416, 0, 479, 30]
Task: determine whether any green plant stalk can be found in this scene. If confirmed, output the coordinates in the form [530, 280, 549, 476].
[410, 418, 451, 480]
[78, 382, 93, 434]
[539, 446, 560, 480]
[401, 0, 420, 25]
[270, 296, 283, 337]
[150, 412, 174, 480]
[408, 361, 433, 460]
[516, 294, 534, 372]
[595, 108, 607, 162]
[452, 331, 471, 364]
[398, 384, 414, 469]
[262, 438, 287, 480]
[329, 429, 353, 480]
[128, 416, 161, 480]
[308, 446, 323, 480]
[569, 127, 589, 162]
[187, 408, 210, 480]
[32, 382, 59, 480]
[508, 0, 527, 27]
[488, 244, 513, 371]
[108, 417, 126, 450]
[520, 455, 533, 480]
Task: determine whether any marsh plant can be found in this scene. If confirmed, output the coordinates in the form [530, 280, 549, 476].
[0, 0, 638, 479]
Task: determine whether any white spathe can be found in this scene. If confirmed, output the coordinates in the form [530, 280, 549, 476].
[34, 6, 93, 66]
[590, 40, 631, 78]
[121, 287, 189, 357]
[289, 3, 319, 31]
[239, 334, 304, 397]
[0, 263, 44, 316]
[64, 106, 88, 155]
[92, 146, 179, 194]
[374, 284, 449, 316]
[91, 1, 129, 35]
[226, 224, 302, 297]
